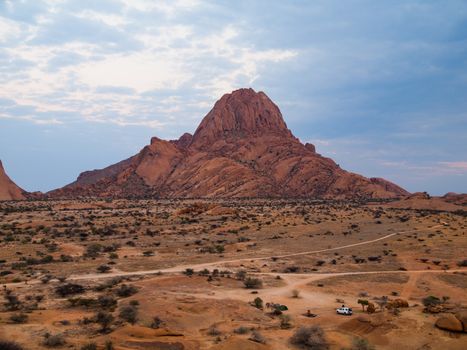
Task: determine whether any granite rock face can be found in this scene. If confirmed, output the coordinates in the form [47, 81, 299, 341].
[0, 160, 26, 200]
[49, 88, 409, 199]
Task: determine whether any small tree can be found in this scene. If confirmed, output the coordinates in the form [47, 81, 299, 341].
[358, 299, 369, 311]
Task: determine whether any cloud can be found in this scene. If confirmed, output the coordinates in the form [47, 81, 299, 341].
[0, 4, 298, 128]
[0, 113, 63, 125]
[439, 161, 467, 171]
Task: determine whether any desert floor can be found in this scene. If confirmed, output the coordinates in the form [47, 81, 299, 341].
[0, 199, 465, 349]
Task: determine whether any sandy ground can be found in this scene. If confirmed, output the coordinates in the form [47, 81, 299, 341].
[0, 199, 465, 349]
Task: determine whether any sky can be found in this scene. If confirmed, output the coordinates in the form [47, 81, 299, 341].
[0, 0, 466, 195]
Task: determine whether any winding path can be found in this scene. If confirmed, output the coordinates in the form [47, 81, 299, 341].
[67, 225, 444, 281]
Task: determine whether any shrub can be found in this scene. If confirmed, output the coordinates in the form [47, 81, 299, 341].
[244, 277, 263, 289]
[235, 270, 247, 280]
[422, 295, 441, 307]
[290, 326, 329, 350]
[85, 243, 102, 258]
[115, 284, 138, 298]
[292, 289, 300, 298]
[81, 343, 97, 350]
[98, 295, 117, 309]
[9, 313, 28, 324]
[234, 326, 249, 334]
[150, 316, 163, 329]
[253, 297, 263, 309]
[4, 291, 21, 310]
[95, 311, 114, 332]
[97, 265, 111, 273]
[0, 341, 24, 350]
[207, 325, 221, 336]
[43, 333, 65, 347]
[280, 314, 292, 329]
[55, 283, 85, 297]
[366, 302, 376, 314]
[104, 340, 114, 350]
[351, 338, 375, 350]
[184, 268, 194, 276]
[119, 305, 138, 324]
[249, 330, 266, 344]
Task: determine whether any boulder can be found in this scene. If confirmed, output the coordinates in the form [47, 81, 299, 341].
[435, 313, 463, 332]
[391, 298, 409, 308]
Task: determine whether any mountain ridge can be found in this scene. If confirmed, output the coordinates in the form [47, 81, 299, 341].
[48, 88, 409, 199]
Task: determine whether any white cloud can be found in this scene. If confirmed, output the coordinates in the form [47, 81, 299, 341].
[0, 2, 298, 128]
[120, 0, 201, 15]
[0, 16, 22, 42]
[439, 161, 467, 171]
[77, 52, 192, 93]
[0, 113, 63, 125]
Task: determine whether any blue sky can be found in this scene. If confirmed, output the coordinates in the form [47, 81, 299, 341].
[0, 0, 466, 195]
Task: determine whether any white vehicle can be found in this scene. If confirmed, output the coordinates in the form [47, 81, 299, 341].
[336, 307, 353, 315]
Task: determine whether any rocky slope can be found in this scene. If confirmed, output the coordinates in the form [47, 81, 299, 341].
[0, 160, 26, 200]
[49, 88, 409, 199]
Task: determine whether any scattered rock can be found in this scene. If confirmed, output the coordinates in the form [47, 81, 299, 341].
[435, 314, 463, 332]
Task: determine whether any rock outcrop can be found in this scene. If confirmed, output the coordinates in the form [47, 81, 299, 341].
[0, 160, 26, 201]
[49, 88, 409, 199]
[435, 313, 464, 332]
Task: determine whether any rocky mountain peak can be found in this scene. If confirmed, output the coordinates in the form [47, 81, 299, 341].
[191, 88, 292, 148]
[0, 160, 26, 200]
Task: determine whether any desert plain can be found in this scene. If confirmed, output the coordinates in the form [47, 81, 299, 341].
[0, 198, 465, 350]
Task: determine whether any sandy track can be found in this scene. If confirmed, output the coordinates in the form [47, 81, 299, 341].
[67, 224, 444, 281]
